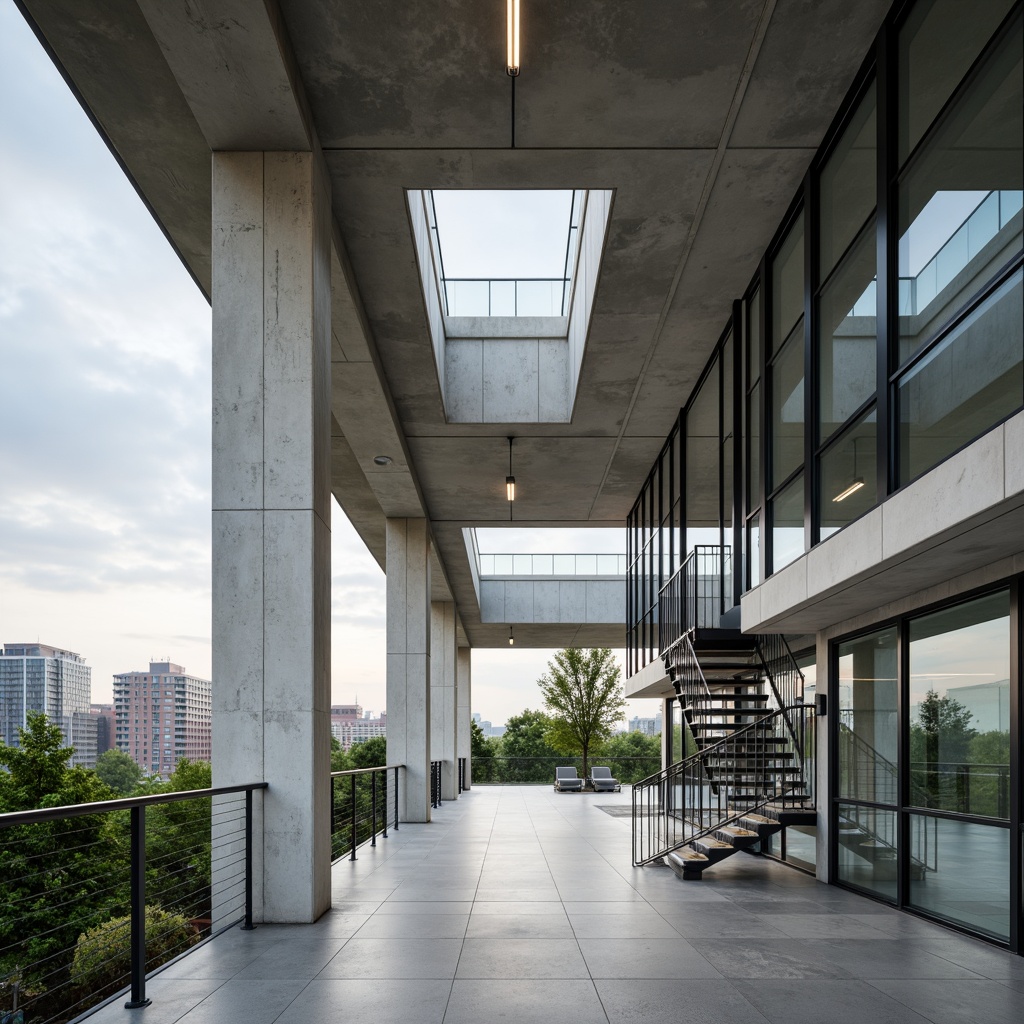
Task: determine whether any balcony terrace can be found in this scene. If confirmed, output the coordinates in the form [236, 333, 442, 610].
[85, 786, 1021, 1024]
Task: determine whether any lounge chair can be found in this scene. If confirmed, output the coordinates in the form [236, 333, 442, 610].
[554, 766, 583, 792]
[590, 766, 620, 792]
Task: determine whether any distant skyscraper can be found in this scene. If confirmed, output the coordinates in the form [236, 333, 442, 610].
[330, 704, 386, 750]
[114, 661, 212, 778]
[629, 712, 663, 737]
[90, 703, 116, 756]
[0, 642, 93, 766]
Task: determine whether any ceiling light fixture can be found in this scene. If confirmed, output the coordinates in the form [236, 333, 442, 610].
[506, 0, 520, 76]
[373, 455, 393, 466]
[508, 625, 515, 646]
[506, 436, 516, 519]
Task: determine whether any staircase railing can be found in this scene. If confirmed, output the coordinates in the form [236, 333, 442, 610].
[755, 633, 806, 757]
[658, 545, 733, 659]
[632, 703, 815, 866]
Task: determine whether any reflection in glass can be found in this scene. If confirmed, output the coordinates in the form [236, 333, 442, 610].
[771, 324, 805, 487]
[837, 803, 897, 902]
[908, 815, 1010, 941]
[818, 222, 877, 443]
[687, 358, 720, 554]
[819, 411, 877, 539]
[820, 82, 876, 279]
[909, 590, 1010, 817]
[785, 825, 817, 872]
[770, 473, 803, 572]
[898, 269, 1023, 484]
[837, 627, 899, 803]
[898, 0, 1016, 163]
[747, 513, 761, 589]
[747, 383, 761, 513]
[897, 15, 1023, 366]
[772, 212, 805, 349]
[747, 288, 762, 384]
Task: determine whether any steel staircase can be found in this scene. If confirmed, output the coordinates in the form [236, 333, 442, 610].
[631, 547, 816, 878]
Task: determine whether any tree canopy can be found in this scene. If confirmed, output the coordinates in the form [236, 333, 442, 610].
[538, 648, 626, 778]
[93, 749, 143, 796]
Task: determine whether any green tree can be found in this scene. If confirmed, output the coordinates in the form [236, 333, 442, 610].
[470, 719, 495, 782]
[538, 648, 627, 780]
[595, 730, 661, 783]
[496, 709, 566, 783]
[143, 760, 213, 924]
[94, 749, 143, 796]
[910, 690, 977, 809]
[347, 735, 388, 770]
[0, 714, 125, 1003]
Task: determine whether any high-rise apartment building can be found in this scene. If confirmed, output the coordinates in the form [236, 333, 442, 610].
[330, 704, 387, 750]
[0, 642, 92, 766]
[113, 661, 212, 778]
[90, 703, 116, 756]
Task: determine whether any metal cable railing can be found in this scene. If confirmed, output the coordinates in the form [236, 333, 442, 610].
[330, 765, 401, 862]
[632, 704, 815, 867]
[470, 755, 661, 786]
[0, 782, 265, 1023]
[430, 761, 442, 809]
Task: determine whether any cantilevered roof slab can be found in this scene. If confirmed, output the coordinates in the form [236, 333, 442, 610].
[17, 0, 894, 648]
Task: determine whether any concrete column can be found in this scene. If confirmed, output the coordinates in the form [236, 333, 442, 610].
[430, 601, 458, 800]
[386, 518, 431, 822]
[211, 151, 332, 924]
[457, 646, 472, 789]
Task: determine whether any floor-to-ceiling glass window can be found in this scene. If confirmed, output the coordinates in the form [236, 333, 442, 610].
[835, 626, 900, 901]
[906, 591, 1012, 941]
[895, 1, 1024, 485]
[832, 584, 1018, 946]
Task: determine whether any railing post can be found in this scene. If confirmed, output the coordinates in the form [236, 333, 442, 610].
[125, 805, 150, 1009]
[393, 766, 399, 831]
[350, 773, 357, 861]
[382, 769, 389, 838]
[242, 788, 256, 930]
[330, 776, 336, 859]
[371, 770, 377, 846]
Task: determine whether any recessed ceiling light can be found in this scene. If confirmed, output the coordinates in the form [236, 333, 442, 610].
[373, 455, 393, 466]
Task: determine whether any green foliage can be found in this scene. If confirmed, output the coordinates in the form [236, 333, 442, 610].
[70, 907, 199, 989]
[0, 714, 125, 996]
[596, 731, 661, 783]
[469, 720, 497, 782]
[94, 750, 143, 796]
[347, 736, 387, 770]
[538, 648, 627, 779]
[143, 760, 213, 922]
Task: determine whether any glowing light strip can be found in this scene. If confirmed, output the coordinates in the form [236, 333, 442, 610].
[832, 478, 865, 503]
[506, 0, 520, 76]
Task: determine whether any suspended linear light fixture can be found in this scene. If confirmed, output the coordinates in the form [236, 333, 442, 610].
[833, 437, 865, 502]
[506, 436, 516, 519]
[506, 0, 520, 76]
[508, 625, 515, 646]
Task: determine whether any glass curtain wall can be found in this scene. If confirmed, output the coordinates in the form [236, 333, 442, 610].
[626, 0, 1023, 674]
[831, 585, 1018, 945]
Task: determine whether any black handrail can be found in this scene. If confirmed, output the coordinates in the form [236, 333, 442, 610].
[329, 765, 402, 862]
[0, 781, 266, 1020]
[632, 703, 815, 867]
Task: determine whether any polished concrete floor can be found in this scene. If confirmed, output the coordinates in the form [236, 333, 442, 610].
[89, 786, 1023, 1024]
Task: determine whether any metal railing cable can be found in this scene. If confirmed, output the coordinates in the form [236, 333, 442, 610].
[329, 765, 402, 862]
[0, 781, 266, 1024]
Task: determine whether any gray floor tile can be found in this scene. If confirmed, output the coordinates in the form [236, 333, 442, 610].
[694, 938, 853, 979]
[470, 900, 568, 916]
[354, 913, 469, 938]
[373, 900, 473, 914]
[455, 938, 590, 979]
[84, 980, 226, 1024]
[579, 938, 723, 979]
[596, 978, 770, 1024]
[175, 980, 307, 1024]
[317, 937, 463, 979]
[869, 979, 1023, 1024]
[732, 979, 932, 1024]
[286, 979, 451, 1023]
[231, 936, 349, 980]
[568, 913, 681, 939]
[466, 914, 575, 938]
[758, 912, 891, 939]
[444, 979, 608, 1024]
[812, 938, 987, 979]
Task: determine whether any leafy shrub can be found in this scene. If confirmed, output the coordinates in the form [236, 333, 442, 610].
[70, 908, 199, 989]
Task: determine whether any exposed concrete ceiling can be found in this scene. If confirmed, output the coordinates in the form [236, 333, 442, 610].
[19, 0, 893, 648]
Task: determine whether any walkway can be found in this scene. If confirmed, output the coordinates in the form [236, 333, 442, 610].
[90, 786, 1022, 1024]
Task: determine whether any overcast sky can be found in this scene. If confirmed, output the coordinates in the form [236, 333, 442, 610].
[0, 3, 652, 728]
